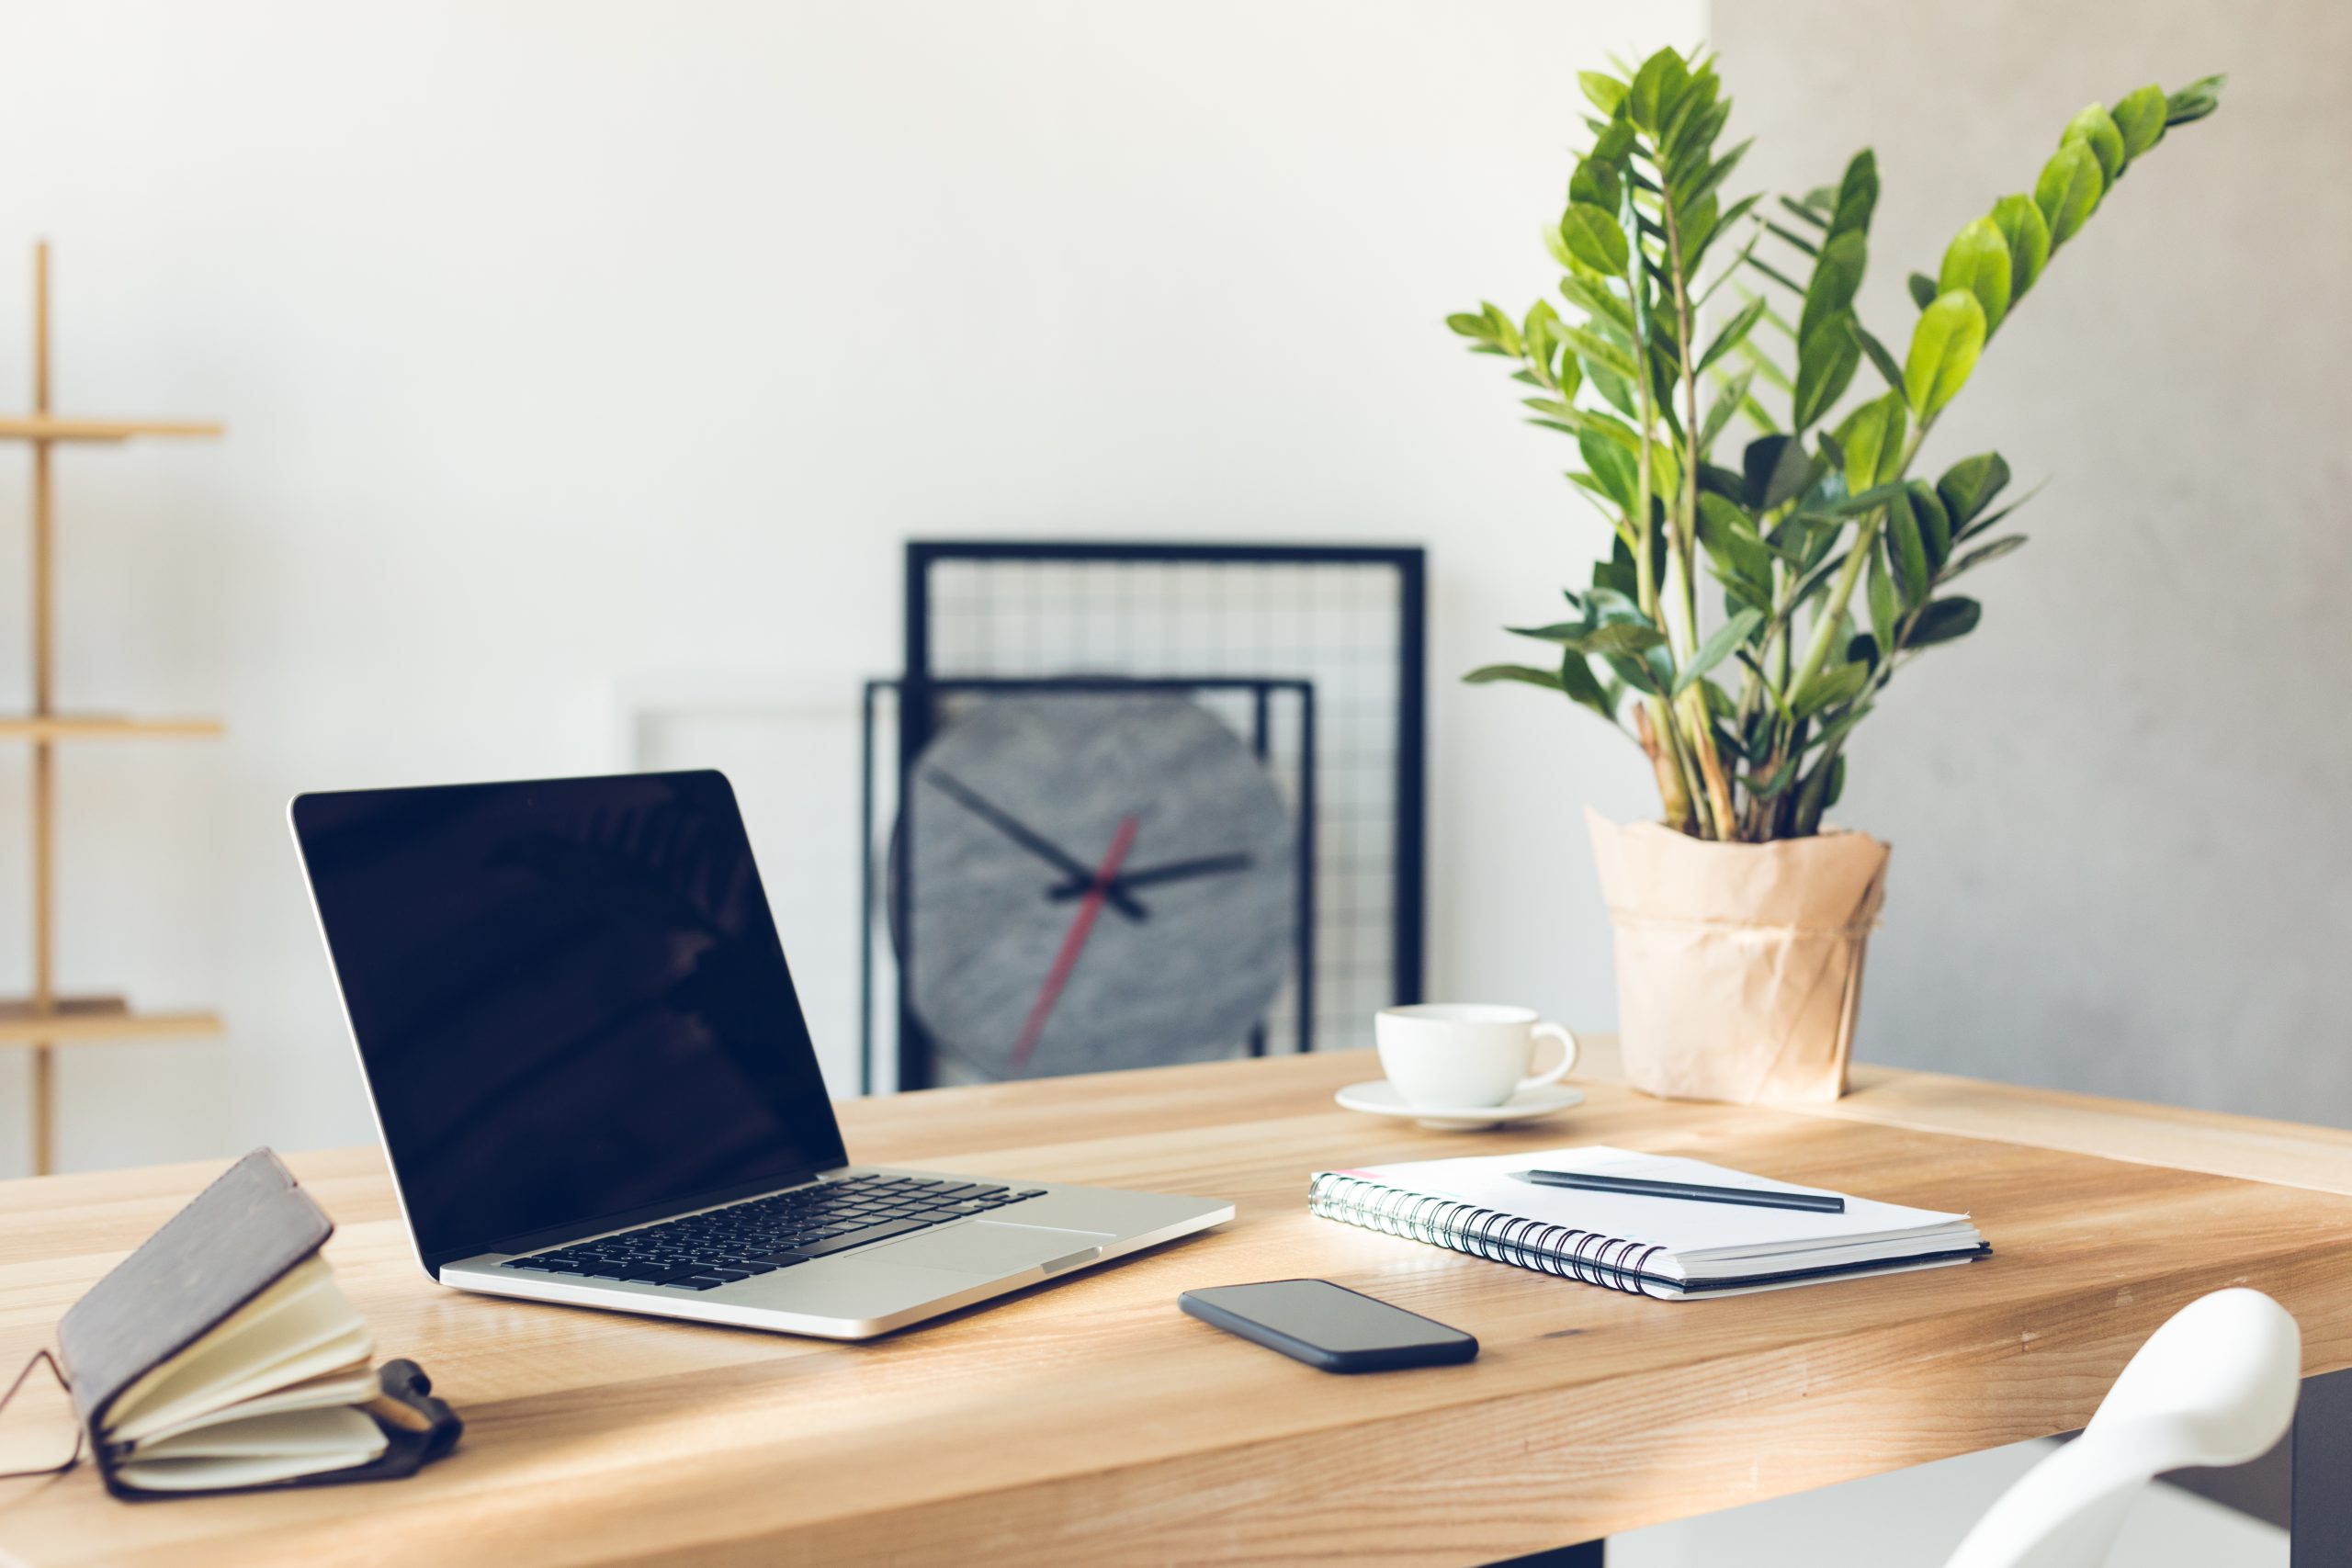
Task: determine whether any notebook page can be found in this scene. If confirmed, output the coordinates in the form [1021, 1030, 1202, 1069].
[1338, 1146, 1973, 1270]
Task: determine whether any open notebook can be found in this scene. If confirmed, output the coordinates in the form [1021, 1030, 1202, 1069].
[56, 1148, 458, 1498]
[1311, 1145, 1986, 1299]
[96, 1253, 383, 1491]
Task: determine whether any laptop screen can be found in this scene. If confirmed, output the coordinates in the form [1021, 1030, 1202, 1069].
[292, 771, 848, 1267]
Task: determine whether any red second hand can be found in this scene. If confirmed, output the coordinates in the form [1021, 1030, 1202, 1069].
[1009, 815, 1139, 1075]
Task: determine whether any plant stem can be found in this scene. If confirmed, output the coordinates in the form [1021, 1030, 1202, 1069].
[1784, 423, 1928, 705]
[1660, 181, 1736, 839]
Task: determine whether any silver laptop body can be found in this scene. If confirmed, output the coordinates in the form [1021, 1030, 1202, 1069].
[290, 770, 1230, 1340]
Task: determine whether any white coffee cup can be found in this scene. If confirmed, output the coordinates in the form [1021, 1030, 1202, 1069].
[1374, 1003, 1580, 1109]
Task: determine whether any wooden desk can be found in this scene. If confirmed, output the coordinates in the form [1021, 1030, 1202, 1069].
[5, 1044, 2352, 1567]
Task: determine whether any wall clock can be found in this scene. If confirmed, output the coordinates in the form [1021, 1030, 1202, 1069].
[894, 690, 1297, 1082]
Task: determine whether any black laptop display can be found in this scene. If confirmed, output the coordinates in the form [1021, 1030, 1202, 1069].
[293, 772, 847, 1272]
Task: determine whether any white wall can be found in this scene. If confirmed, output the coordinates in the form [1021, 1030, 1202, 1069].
[0, 1, 1701, 1172]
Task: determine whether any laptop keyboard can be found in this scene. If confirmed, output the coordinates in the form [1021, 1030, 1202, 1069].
[495, 1174, 1047, 1291]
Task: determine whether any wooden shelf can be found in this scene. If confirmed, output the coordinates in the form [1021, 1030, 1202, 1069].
[0, 714, 221, 741]
[0, 415, 220, 442]
[0, 996, 220, 1046]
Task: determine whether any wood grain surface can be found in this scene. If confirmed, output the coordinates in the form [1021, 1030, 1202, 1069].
[2, 1044, 2349, 1567]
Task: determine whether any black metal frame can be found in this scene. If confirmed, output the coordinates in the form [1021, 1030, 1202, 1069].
[900, 538, 1428, 1053]
[860, 673, 1317, 1095]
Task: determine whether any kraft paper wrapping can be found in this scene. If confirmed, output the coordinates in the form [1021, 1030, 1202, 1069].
[1587, 807, 1890, 1104]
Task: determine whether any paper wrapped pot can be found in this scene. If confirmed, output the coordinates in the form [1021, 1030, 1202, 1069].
[1587, 807, 1890, 1104]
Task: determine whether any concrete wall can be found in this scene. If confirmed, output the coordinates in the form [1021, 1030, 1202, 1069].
[0, 1, 1700, 1171]
[1710, 0, 2351, 1120]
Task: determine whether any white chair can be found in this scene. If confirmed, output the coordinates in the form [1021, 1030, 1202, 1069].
[1945, 1287, 2302, 1568]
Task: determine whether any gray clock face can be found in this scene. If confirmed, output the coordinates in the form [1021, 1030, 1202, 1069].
[901, 693, 1295, 1080]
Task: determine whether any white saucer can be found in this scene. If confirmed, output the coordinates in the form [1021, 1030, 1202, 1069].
[1333, 1078, 1585, 1132]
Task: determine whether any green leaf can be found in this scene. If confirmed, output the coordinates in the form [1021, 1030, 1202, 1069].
[1797, 230, 1867, 344]
[1938, 217, 2013, 334]
[1580, 431, 1639, 514]
[1849, 319, 1905, 394]
[1830, 391, 1908, 492]
[1556, 273, 1634, 334]
[1789, 549, 1849, 615]
[1542, 220, 1577, 272]
[1904, 290, 1986, 419]
[1688, 191, 1760, 274]
[1466, 663, 1566, 691]
[1792, 660, 1871, 717]
[1590, 115, 1637, 164]
[1905, 479, 1951, 572]
[1485, 300, 1523, 356]
[1989, 195, 2052, 299]
[2034, 140, 2104, 249]
[1595, 538, 1639, 602]
[1792, 312, 1860, 432]
[1698, 296, 1767, 375]
[1675, 609, 1765, 693]
[1884, 489, 1929, 607]
[2111, 85, 2166, 160]
[1905, 596, 1983, 648]
[1696, 492, 1771, 589]
[2062, 104, 2126, 183]
[1552, 321, 1642, 380]
[1446, 311, 1498, 342]
[1699, 367, 1756, 456]
[1953, 480, 2045, 543]
[1865, 537, 1897, 654]
[1778, 195, 1830, 231]
[1561, 204, 1630, 276]
[1940, 534, 2028, 581]
[1556, 646, 1615, 720]
[1935, 451, 2011, 526]
[1578, 71, 1628, 117]
[1747, 253, 1807, 296]
[1507, 620, 1667, 656]
[1605, 649, 1663, 696]
[1525, 402, 1643, 453]
[1677, 138, 1753, 219]
[1745, 433, 1825, 511]
[1627, 47, 1690, 133]
[2164, 73, 2225, 127]
[1569, 157, 1623, 214]
[1828, 149, 1878, 239]
[1906, 271, 1939, 310]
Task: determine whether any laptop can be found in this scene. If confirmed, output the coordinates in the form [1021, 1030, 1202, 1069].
[288, 770, 1233, 1339]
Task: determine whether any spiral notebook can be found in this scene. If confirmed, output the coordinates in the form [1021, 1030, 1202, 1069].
[1310, 1146, 1987, 1300]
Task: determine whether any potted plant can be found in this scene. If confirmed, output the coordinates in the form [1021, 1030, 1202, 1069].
[1452, 50, 2222, 1103]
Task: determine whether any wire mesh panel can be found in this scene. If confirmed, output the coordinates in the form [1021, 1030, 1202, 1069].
[899, 543, 1425, 1083]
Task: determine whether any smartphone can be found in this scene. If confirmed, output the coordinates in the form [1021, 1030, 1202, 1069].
[1179, 1280, 1478, 1372]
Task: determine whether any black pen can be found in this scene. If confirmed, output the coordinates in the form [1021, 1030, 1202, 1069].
[1512, 1169, 1846, 1214]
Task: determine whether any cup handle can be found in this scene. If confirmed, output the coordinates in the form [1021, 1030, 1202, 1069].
[1520, 1023, 1580, 1090]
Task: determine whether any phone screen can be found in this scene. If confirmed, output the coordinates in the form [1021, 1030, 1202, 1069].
[1184, 1280, 1473, 1356]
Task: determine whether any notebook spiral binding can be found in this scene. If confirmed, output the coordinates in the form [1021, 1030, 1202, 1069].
[1308, 1172, 1668, 1296]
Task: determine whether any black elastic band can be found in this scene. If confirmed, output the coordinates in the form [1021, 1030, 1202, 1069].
[0, 1348, 81, 1481]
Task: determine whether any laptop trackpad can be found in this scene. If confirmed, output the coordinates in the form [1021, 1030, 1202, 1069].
[876, 1220, 1115, 1279]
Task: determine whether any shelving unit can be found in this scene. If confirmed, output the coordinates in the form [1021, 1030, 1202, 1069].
[6, 243, 223, 1174]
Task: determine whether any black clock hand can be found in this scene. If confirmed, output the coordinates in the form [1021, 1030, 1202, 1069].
[921, 769, 1149, 922]
[1046, 852, 1254, 902]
